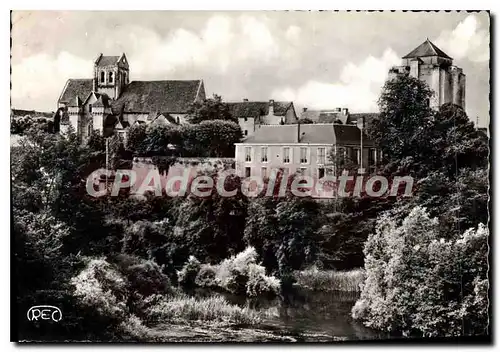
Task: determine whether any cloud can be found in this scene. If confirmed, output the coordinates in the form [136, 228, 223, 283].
[272, 48, 400, 112]
[285, 25, 301, 42]
[11, 15, 286, 110]
[434, 15, 489, 63]
[11, 51, 90, 111]
[126, 15, 281, 77]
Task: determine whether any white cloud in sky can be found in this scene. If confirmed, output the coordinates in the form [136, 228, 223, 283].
[434, 15, 489, 63]
[285, 25, 301, 42]
[272, 48, 400, 112]
[11, 51, 90, 111]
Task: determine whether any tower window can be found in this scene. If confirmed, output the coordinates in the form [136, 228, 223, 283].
[100, 71, 105, 83]
[89, 104, 92, 113]
[109, 72, 114, 84]
[88, 124, 92, 137]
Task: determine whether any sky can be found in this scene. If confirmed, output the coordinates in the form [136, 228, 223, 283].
[11, 11, 490, 127]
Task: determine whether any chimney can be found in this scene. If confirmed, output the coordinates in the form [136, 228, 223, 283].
[342, 108, 348, 115]
[336, 107, 341, 112]
[297, 121, 301, 143]
[303, 107, 308, 112]
[243, 98, 248, 102]
[92, 78, 96, 92]
[268, 99, 274, 116]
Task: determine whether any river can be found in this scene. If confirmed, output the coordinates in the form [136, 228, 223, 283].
[171, 287, 395, 342]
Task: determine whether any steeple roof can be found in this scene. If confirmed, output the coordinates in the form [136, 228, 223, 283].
[402, 39, 452, 60]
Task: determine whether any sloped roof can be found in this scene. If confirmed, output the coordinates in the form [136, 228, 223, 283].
[68, 96, 83, 107]
[402, 39, 452, 59]
[92, 93, 111, 108]
[241, 123, 373, 145]
[333, 125, 374, 146]
[227, 101, 293, 117]
[112, 80, 202, 114]
[346, 113, 379, 125]
[147, 112, 178, 124]
[58, 79, 93, 104]
[301, 109, 348, 124]
[96, 55, 120, 67]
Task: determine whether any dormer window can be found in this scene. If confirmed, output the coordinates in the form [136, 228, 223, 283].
[100, 71, 105, 83]
[109, 72, 114, 84]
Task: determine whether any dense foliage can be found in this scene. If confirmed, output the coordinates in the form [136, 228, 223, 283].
[187, 94, 237, 124]
[126, 120, 242, 158]
[352, 207, 488, 337]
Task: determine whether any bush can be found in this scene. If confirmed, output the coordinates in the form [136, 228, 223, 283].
[178, 247, 280, 297]
[70, 258, 129, 321]
[195, 264, 218, 287]
[177, 256, 201, 287]
[352, 207, 489, 337]
[246, 263, 281, 297]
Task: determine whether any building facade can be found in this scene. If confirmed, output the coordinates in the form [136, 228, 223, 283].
[227, 99, 298, 138]
[57, 53, 206, 142]
[234, 123, 379, 181]
[388, 39, 466, 109]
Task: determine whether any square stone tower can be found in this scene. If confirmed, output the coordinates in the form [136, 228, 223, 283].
[388, 39, 466, 109]
[93, 53, 130, 100]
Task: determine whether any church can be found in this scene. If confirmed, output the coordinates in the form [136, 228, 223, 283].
[56, 53, 206, 141]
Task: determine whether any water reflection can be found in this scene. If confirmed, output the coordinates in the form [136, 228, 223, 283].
[192, 287, 392, 341]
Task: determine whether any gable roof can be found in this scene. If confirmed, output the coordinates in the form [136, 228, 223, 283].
[112, 80, 202, 114]
[96, 55, 120, 67]
[241, 123, 374, 146]
[227, 101, 293, 117]
[402, 39, 452, 59]
[147, 112, 178, 125]
[58, 79, 93, 105]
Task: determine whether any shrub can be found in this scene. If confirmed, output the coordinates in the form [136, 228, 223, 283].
[352, 206, 489, 337]
[124, 260, 172, 297]
[178, 247, 280, 297]
[70, 258, 129, 321]
[177, 256, 201, 287]
[195, 264, 218, 287]
[246, 263, 280, 297]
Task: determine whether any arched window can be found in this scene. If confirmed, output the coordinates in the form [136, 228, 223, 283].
[109, 71, 114, 84]
[100, 71, 105, 83]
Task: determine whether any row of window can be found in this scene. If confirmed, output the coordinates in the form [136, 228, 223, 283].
[99, 70, 128, 85]
[244, 166, 328, 178]
[243, 146, 378, 165]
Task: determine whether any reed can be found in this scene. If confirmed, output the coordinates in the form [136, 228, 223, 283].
[146, 293, 260, 325]
[294, 268, 365, 292]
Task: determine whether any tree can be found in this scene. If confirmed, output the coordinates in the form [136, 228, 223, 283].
[181, 120, 243, 157]
[187, 94, 237, 124]
[173, 172, 248, 264]
[352, 207, 489, 337]
[244, 194, 321, 277]
[367, 74, 436, 177]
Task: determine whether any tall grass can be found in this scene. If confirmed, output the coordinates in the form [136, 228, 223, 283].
[294, 268, 365, 292]
[145, 293, 260, 325]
